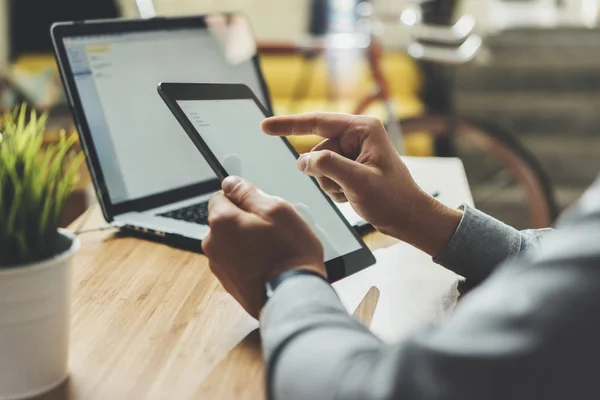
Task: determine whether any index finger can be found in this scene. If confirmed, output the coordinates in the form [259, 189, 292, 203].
[261, 112, 355, 139]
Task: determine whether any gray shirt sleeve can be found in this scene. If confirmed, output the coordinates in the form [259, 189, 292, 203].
[434, 205, 553, 283]
[261, 177, 600, 400]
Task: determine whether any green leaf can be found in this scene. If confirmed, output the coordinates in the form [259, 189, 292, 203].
[0, 107, 82, 266]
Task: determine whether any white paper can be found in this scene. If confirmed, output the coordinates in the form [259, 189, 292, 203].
[334, 242, 462, 342]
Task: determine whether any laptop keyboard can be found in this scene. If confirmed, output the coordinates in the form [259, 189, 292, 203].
[158, 202, 209, 225]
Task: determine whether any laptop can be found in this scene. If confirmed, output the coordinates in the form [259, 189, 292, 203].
[52, 13, 368, 246]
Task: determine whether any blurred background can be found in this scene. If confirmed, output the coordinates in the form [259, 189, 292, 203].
[1, 0, 599, 229]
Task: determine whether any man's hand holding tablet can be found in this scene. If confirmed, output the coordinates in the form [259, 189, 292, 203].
[202, 111, 463, 318]
[158, 83, 376, 292]
[158, 83, 464, 318]
[203, 177, 325, 318]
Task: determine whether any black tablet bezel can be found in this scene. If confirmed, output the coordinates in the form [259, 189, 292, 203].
[50, 14, 273, 223]
[157, 82, 376, 282]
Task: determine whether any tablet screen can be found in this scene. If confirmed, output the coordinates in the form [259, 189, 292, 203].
[177, 99, 363, 262]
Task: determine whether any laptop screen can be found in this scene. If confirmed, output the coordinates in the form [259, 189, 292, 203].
[63, 24, 268, 204]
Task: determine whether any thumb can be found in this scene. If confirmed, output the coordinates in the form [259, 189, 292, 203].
[297, 150, 367, 191]
[222, 176, 281, 216]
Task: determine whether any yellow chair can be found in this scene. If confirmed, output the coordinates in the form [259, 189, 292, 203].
[260, 51, 433, 156]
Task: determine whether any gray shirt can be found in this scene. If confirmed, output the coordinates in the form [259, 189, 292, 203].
[261, 176, 600, 400]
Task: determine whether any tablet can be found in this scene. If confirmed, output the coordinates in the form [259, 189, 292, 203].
[158, 82, 375, 282]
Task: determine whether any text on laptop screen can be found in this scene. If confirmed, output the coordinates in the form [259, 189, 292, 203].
[64, 28, 266, 203]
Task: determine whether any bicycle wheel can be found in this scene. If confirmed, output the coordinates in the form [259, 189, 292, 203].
[399, 115, 559, 229]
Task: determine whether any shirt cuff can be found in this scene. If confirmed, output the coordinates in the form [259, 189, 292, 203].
[261, 275, 346, 357]
[434, 204, 524, 283]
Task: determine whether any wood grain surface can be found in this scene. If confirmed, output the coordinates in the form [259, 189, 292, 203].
[36, 206, 391, 400]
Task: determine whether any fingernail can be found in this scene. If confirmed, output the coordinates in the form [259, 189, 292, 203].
[297, 154, 309, 171]
[222, 175, 242, 194]
[261, 117, 275, 129]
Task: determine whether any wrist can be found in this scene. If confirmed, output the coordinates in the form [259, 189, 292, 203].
[264, 262, 327, 284]
[264, 266, 329, 304]
[390, 190, 463, 257]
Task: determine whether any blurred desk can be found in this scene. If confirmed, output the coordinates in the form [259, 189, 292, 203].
[40, 157, 472, 400]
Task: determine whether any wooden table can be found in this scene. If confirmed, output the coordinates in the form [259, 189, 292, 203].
[37, 206, 388, 400]
[39, 157, 472, 400]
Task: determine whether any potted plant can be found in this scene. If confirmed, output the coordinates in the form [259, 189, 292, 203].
[0, 105, 83, 399]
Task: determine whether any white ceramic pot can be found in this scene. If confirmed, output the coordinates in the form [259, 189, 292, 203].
[0, 228, 80, 400]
